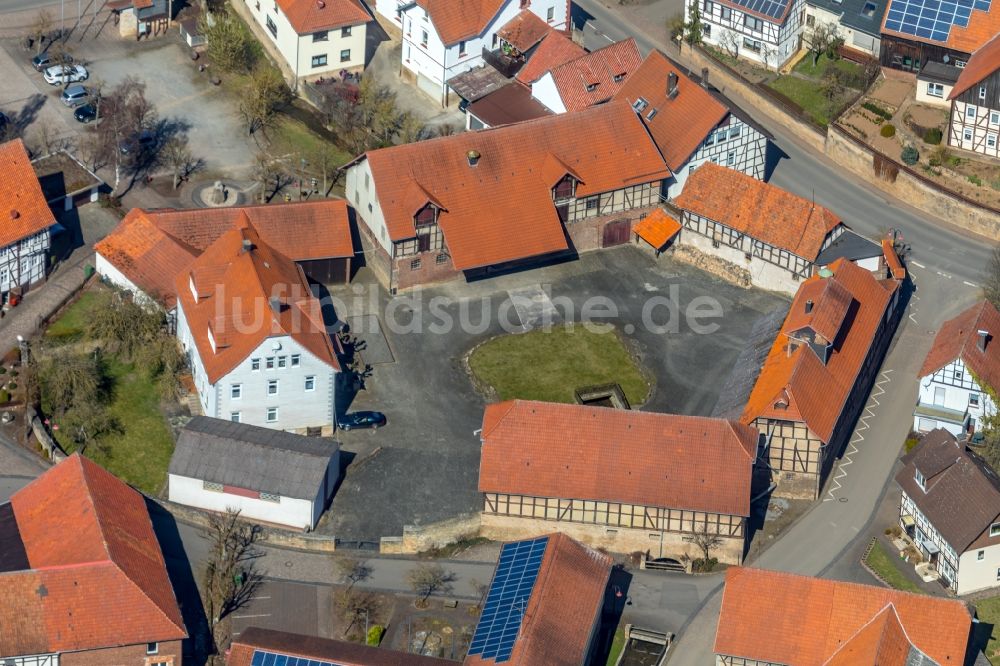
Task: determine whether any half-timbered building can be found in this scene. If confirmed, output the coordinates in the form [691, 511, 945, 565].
[914, 299, 999, 436]
[879, 0, 999, 72]
[948, 32, 1000, 158]
[688, 0, 806, 68]
[714, 568, 974, 666]
[344, 101, 670, 291]
[612, 50, 769, 198]
[0, 139, 55, 306]
[672, 162, 871, 293]
[477, 400, 759, 565]
[731, 259, 903, 499]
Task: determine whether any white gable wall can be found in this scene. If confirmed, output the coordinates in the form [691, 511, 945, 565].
[168, 473, 318, 529]
[915, 358, 997, 434]
[531, 72, 567, 113]
[345, 158, 393, 254]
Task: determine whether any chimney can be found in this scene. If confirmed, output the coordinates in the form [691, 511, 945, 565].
[701, 67, 710, 88]
[9, 209, 19, 220]
[268, 296, 282, 313]
[467, 149, 481, 167]
[978, 329, 990, 353]
[805, 299, 814, 314]
[316, 0, 325, 7]
[667, 72, 679, 99]
[241, 238, 253, 253]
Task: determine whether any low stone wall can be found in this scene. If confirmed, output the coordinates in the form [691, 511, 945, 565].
[156, 497, 338, 552]
[825, 126, 1000, 239]
[27, 407, 66, 463]
[379, 512, 483, 554]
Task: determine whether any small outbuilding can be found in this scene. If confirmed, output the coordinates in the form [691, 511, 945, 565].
[168, 416, 340, 530]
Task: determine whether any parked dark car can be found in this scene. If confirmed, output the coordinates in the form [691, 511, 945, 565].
[73, 103, 97, 123]
[31, 51, 73, 71]
[336, 411, 386, 431]
[119, 129, 155, 154]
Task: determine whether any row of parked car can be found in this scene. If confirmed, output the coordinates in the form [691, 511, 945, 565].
[31, 51, 98, 123]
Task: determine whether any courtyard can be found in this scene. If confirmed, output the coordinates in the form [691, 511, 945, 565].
[321, 244, 789, 541]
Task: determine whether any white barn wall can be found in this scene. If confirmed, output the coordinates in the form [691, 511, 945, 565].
[345, 158, 393, 253]
[168, 473, 317, 529]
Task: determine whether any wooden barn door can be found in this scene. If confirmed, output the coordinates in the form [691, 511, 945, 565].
[602, 219, 630, 247]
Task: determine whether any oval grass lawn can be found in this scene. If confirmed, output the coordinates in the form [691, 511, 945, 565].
[468, 326, 650, 405]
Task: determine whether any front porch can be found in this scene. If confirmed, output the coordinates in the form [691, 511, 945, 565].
[891, 517, 953, 590]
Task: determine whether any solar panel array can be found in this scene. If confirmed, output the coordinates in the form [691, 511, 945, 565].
[884, 0, 992, 43]
[249, 650, 338, 666]
[725, 0, 791, 21]
[467, 536, 549, 663]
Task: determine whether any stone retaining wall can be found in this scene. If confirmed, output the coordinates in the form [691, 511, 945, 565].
[379, 512, 482, 554]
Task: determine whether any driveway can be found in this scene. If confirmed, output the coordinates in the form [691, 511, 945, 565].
[320, 245, 788, 542]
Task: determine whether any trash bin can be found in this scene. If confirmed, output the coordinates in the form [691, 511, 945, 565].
[84, 264, 95, 279]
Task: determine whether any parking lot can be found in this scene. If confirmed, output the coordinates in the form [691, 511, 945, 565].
[0, 33, 255, 176]
[322, 245, 789, 542]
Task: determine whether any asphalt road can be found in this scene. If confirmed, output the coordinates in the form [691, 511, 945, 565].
[576, 0, 995, 289]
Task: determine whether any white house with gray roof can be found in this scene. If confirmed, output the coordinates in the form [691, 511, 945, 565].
[168, 416, 340, 529]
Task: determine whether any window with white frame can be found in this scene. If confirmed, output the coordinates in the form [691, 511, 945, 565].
[726, 150, 736, 166]
[991, 523, 1000, 537]
[989, 133, 998, 149]
[251, 358, 260, 371]
[458, 40, 466, 56]
[266, 407, 278, 423]
[340, 49, 351, 62]
[990, 111, 1000, 125]
[721, 6, 731, 18]
[266, 356, 275, 369]
[967, 106, 976, 119]
[278, 356, 287, 369]
[291, 353, 300, 367]
[311, 54, 328, 68]
[980, 85, 988, 100]
[547, 6, 554, 21]
[743, 15, 764, 30]
[971, 393, 981, 407]
[266, 15, 277, 37]
[703, 0, 714, 12]
[268, 379, 279, 396]
[341, 25, 351, 37]
[729, 125, 742, 138]
[703, 23, 711, 37]
[147, 643, 159, 655]
[420, 29, 428, 47]
[926, 82, 943, 97]
[915, 468, 926, 490]
[979, 550, 986, 560]
[231, 411, 241, 423]
[231, 384, 242, 399]
[964, 128, 973, 141]
[305, 375, 315, 391]
[743, 36, 762, 52]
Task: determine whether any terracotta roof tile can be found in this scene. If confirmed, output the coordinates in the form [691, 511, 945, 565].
[674, 162, 843, 260]
[515, 31, 586, 85]
[175, 220, 341, 384]
[229, 627, 454, 666]
[1, 455, 186, 656]
[633, 207, 681, 249]
[96, 200, 353, 309]
[497, 9, 551, 53]
[479, 400, 758, 517]
[612, 50, 729, 170]
[415, 0, 507, 45]
[741, 260, 899, 442]
[546, 38, 643, 111]
[356, 102, 669, 271]
[951, 32, 1000, 98]
[919, 299, 1000, 392]
[881, 238, 906, 279]
[464, 533, 612, 666]
[896, 429, 1000, 552]
[714, 568, 972, 665]
[276, 0, 370, 35]
[0, 139, 56, 248]
[783, 278, 853, 344]
[882, 2, 1000, 54]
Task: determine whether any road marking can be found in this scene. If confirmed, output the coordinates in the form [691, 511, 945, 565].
[250, 595, 271, 600]
[964, 280, 979, 288]
[824, 369, 892, 502]
[935, 271, 952, 279]
[232, 613, 271, 619]
[910, 261, 926, 268]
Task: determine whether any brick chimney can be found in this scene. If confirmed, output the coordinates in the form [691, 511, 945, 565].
[667, 72, 679, 99]
[805, 299, 814, 314]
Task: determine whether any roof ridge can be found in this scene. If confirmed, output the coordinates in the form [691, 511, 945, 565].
[74, 455, 115, 563]
[481, 400, 519, 439]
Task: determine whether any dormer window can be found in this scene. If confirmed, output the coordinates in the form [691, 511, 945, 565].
[189, 275, 198, 303]
[415, 204, 437, 227]
[915, 468, 926, 491]
[631, 97, 648, 113]
[992, 523, 1000, 537]
[586, 82, 598, 92]
[552, 175, 576, 202]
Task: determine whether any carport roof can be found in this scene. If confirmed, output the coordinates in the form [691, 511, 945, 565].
[479, 400, 758, 517]
[0, 139, 56, 249]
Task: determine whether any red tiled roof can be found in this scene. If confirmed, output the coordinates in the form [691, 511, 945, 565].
[881, 239, 906, 280]
[741, 260, 899, 443]
[229, 627, 454, 666]
[545, 38, 643, 111]
[612, 50, 729, 171]
[96, 200, 353, 309]
[175, 218, 341, 384]
[356, 102, 670, 271]
[714, 568, 972, 665]
[950, 32, 1000, 99]
[479, 400, 758, 517]
[467, 82, 552, 127]
[1, 455, 186, 656]
[0, 139, 56, 248]
[415, 0, 507, 45]
[515, 31, 586, 85]
[464, 534, 612, 666]
[674, 162, 843, 261]
[882, 2, 1000, 54]
[783, 278, 853, 344]
[276, 0, 370, 35]
[497, 9, 551, 53]
[919, 299, 1000, 393]
[633, 208, 681, 249]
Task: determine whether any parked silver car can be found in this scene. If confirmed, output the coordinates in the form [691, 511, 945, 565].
[60, 84, 89, 108]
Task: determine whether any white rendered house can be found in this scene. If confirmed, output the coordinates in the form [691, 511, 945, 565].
[914, 300, 999, 436]
[243, 0, 372, 84]
[689, 0, 806, 68]
[379, 0, 569, 105]
[168, 415, 340, 529]
[0, 139, 55, 304]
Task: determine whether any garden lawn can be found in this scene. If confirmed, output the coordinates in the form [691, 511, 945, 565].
[606, 628, 626, 666]
[793, 54, 863, 79]
[44, 291, 101, 341]
[468, 327, 649, 405]
[765, 76, 849, 128]
[974, 596, 1000, 664]
[863, 540, 923, 594]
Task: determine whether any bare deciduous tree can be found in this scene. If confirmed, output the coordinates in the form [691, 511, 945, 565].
[692, 524, 723, 564]
[201, 509, 263, 651]
[719, 29, 740, 59]
[162, 135, 194, 189]
[985, 246, 1000, 311]
[334, 556, 372, 590]
[334, 588, 380, 637]
[239, 64, 292, 137]
[29, 10, 53, 55]
[407, 563, 454, 603]
[806, 22, 843, 65]
[97, 77, 156, 192]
